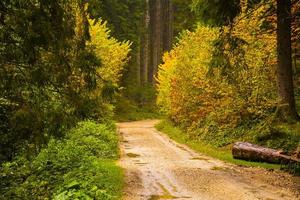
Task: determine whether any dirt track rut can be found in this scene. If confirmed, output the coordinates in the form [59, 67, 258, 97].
[118, 120, 300, 200]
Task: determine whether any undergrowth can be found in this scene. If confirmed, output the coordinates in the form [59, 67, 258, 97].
[0, 121, 123, 200]
[114, 91, 161, 122]
[184, 119, 300, 153]
[155, 119, 282, 170]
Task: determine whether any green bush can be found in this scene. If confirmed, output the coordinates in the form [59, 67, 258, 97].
[0, 121, 123, 200]
[67, 121, 119, 159]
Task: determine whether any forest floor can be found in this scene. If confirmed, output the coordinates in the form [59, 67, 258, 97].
[118, 120, 300, 200]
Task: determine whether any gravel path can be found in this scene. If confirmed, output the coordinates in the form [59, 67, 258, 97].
[118, 120, 300, 200]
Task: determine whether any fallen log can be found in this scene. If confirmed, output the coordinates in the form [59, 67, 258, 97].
[232, 142, 300, 165]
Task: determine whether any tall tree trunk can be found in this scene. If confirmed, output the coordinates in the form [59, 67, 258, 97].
[162, 0, 173, 52]
[146, 0, 174, 85]
[148, 0, 155, 83]
[293, 48, 297, 80]
[276, 0, 299, 120]
[154, 0, 162, 83]
[137, 38, 141, 86]
[76, 1, 89, 49]
[140, 0, 150, 85]
[149, 0, 162, 84]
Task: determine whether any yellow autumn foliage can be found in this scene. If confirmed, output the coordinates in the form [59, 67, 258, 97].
[88, 19, 131, 87]
[157, 4, 277, 134]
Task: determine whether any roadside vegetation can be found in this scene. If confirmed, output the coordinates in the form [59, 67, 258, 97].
[156, 120, 281, 169]
[114, 85, 161, 122]
[0, 1, 130, 199]
[1, 121, 122, 199]
[156, 2, 300, 159]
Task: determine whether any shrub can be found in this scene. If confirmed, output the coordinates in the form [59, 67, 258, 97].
[156, 5, 291, 150]
[0, 121, 122, 200]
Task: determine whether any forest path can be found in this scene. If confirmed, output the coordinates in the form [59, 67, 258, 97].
[118, 120, 300, 200]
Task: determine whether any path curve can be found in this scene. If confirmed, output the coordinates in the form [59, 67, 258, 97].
[118, 120, 300, 200]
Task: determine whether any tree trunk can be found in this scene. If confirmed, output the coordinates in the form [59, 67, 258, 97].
[232, 142, 300, 164]
[76, 1, 89, 49]
[148, 0, 155, 83]
[162, 0, 173, 52]
[147, 0, 173, 85]
[149, 0, 162, 84]
[137, 38, 141, 86]
[140, 0, 150, 85]
[276, 0, 299, 120]
[293, 48, 297, 79]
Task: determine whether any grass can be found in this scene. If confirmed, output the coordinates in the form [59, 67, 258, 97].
[155, 119, 281, 170]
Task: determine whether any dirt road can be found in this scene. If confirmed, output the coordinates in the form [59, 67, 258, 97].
[118, 120, 300, 200]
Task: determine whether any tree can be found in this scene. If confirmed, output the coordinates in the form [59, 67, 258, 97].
[140, 0, 150, 85]
[0, 0, 79, 160]
[276, 0, 299, 120]
[191, 0, 299, 120]
[191, 0, 241, 26]
[141, 0, 174, 84]
[0, 0, 122, 161]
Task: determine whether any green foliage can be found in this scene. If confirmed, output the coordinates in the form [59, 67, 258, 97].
[0, 121, 123, 200]
[0, 0, 131, 162]
[114, 93, 161, 122]
[0, 0, 78, 161]
[253, 122, 300, 152]
[172, 0, 198, 36]
[191, 0, 241, 26]
[67, 121, 119, 159]
[88, 0, 144, 43]
[114, 82, 163, 122]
